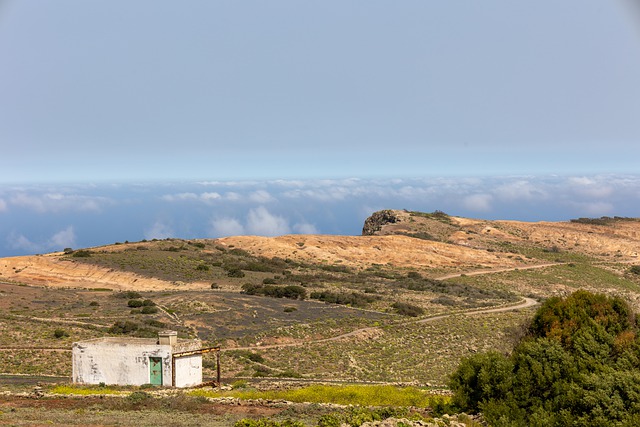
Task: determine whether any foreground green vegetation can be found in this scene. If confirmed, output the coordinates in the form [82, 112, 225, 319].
[191, 384, 447, 408]
[0, 383, 475, 427]
[449, 290, 640, 426]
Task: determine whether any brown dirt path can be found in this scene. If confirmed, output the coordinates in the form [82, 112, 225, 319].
[224, 297, 537, 352]
[434, 262, 563, 280]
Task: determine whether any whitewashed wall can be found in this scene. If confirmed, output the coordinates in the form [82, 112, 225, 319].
[174, 353, 202, 388]
[72, 339, 173, 386]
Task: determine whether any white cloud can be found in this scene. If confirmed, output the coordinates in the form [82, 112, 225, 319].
[7, 232, 41, 253]
[209, 207, 319, 237]
[462, 194, 493, 212]
[283, 187, 352, 201]
[0, 198, 7, 212]
[246, 206, 291, 236]
[209, 217, 245, 237]
[566, 176, 613, 198]
[10, 193, 108, 213]
[161, 192, 198, 201]
[201, 192, 221, 201]
[494, 180, 548, 201]
[249, 190, 275, 203]
[49, 226, 77, 249]
[144, 220, 174, 240]
[161, 192, 221, 203]
[293, 222, 319, 234]
[7, 226, 76, 253]
[225, 192, 242, 201]
[568, 176, 596, 186]
[573, 201, 615, 217]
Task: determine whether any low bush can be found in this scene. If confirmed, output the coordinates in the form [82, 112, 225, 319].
[53, 328, 70, 339]
[392, 302, 425, 317]
[242, 283, 307, 300]
[108, 320, 139, 334]
[230, 350, 265, 363]
[407, 271, 422, 280]
[144, 319, 166, 328]
[309, 291, 378, 308]
[127, 299, 143, 308]
[141, 306, 158, 314]
[115, 291, 142, 299]
[227, 267, 245, 278]
[72, 250, 92, 258]
[234, 419, 305, 427]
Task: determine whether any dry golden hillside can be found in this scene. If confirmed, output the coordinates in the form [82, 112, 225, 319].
[1, 210, 638, 291]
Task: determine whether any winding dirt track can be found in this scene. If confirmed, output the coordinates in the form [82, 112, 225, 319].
[224, 297, 538, 352]
[434, 262, 563, 280]
[224, 262, 551, 352]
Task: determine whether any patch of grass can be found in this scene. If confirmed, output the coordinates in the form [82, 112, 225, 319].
[192, 384, 446, 408]
[50, 384, 122, 395]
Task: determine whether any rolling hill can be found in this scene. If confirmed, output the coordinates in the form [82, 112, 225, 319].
[1, 210, 640, 385]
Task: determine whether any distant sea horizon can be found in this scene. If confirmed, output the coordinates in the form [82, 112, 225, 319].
[0, 174, 638, 258]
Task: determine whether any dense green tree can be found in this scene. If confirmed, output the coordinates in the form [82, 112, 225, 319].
[449, 290, 640, 425]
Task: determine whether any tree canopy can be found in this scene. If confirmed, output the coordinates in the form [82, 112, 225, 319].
[449, 290, 640, 426]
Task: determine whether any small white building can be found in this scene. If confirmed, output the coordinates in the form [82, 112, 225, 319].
[72, 331, 218, 388]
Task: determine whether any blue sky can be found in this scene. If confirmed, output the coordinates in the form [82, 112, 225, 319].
[1, 1, 639, 182]
[1, 2, 640, 256]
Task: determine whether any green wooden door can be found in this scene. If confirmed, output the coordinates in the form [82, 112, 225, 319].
[149, 357, 163, 385]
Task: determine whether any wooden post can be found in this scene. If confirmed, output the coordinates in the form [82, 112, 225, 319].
[216, 351, 221, 386]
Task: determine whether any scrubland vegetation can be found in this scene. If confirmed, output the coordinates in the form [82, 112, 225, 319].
[3, 212, 640, 425]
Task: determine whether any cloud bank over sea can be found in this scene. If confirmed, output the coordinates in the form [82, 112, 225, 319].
[0, 174, 638, 257]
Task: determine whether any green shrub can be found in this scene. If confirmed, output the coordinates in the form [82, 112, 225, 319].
[144, 319, 166, 328]
[231, 350, 265, 363]
[127, 299, 144, 308]
[407, 271, 422, 280]
[141, 306, 158, 314]
[234, 419, 305, 427]
[231, 380, 248, 389]
[391, 302, 425, 317]
[309, 291, 378, 308]
[127, 391, 152, 404]
[241, 283, 306, 300]
[196, 263, 210, 271]
[109, 320, 139, 334]
[72, 250, 91, 257]
[630, 265, 640, 275]
[53, 328, 69, 339]
[89, 301, 99, 307]
[116, 291, 142, 299]
[227, 268, 245, 278]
